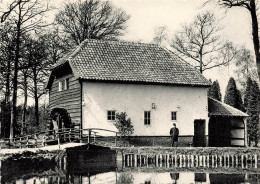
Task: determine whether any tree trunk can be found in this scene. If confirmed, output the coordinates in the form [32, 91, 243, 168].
[33, 68, 39, 126]
[250, 0, 260, 80]
[4, 54, 11, 138]
[22, 73, 28, 135]
[5, 54, 11, 104]
[10, 0, 22, 140]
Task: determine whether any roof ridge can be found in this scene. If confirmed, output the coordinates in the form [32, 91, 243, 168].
[52, 39, 160, 70]
[85, 38, 160, 47]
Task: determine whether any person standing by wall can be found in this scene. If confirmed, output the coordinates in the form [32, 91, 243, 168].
[170, 123, 179, 147]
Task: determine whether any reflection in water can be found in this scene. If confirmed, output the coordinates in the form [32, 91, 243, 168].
[0, 150, 259, 184]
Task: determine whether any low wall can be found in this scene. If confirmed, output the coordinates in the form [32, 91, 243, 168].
[90, 136, 210, 147]
[129, 136, 194, 147]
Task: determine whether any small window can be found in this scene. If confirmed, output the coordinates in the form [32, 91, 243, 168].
[171, 111, 177, 121]
[64, 78, 69, 90]
[107, 110, 116, 121]
[58, 81, 62, 91]
[144, 111, 151, 125]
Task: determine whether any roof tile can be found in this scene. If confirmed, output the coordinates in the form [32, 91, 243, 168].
[53, 39, 211, 86]
[208, 97, 248, 117]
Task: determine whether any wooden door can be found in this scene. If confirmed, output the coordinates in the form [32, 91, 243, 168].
[194, 119, 206, 147]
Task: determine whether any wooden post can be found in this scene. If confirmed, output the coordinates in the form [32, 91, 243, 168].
[250, 154, 253, 167]
[191, 155, 194, 167]
[195, 155, 199, 167]
[42, 135, 46, 147]
[159, 154, 162, 167]
[26, 136, 29, 148]
[207, 155, 210, 168]
[130, 154, 132, 167]
[115, 133, 117, 147]
[187, 155, 190, 168]
[123, 154, 125, 168]
[223, 155, 226, 167]
[69, 129, 72, 142]
[235, 155, 238, 166]
[58, 133, 61, 149]
[227, 155, 230, 168]
[34, 134, 38, 148]
[179, 155, 182, 168]
[167, 154, 170, 168]
[155, 155, 158, 167]
[127, 155, 130, 167]
[134, 154, 138, 167]
[64, 156, 67, 171]
[139, 155, 142, 167]
[79, 128, 82, 143]
[199, 155, 202, 167]
[212, 155, 214, 168]
[219, 156, 222, 167]
[183, 155, 186, 168]
[254, 154, 258, 168]
[245, 154, 248, 168]
[241, 155, 244, 168]
[175, 155, 178, 167]
[19, 138, 22, 148]
[215, 155, 218, 168]
[232, 155, 234, 167]
[88, 129, 91, 144]
[203, 155, 206, 167]
[146, 155, 149, 167]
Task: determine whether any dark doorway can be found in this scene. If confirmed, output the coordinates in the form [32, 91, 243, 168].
[208, 117, 231, 147]
[194, 119, 206, 147]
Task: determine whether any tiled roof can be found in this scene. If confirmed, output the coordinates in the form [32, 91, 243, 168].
[208, 97, 248, 117]
[53, 39, 211, 86]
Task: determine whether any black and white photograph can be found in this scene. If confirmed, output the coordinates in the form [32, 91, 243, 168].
[0, 0, 259, 183]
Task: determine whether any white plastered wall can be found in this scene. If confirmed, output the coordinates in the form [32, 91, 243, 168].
[82, 81, 209, 136]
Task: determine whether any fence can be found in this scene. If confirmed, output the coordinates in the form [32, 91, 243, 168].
[0, 128, 119, 149]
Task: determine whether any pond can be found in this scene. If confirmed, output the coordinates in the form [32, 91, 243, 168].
[1, 149, 259, 184]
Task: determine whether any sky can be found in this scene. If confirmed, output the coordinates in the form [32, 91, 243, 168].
[47, 0, 254, 96]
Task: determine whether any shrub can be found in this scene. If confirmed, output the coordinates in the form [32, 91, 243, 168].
[114, 112, 134, 138]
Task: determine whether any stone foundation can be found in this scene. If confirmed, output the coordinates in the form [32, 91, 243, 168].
[129, 136, 194, 147]
[91, 135, 209, 147]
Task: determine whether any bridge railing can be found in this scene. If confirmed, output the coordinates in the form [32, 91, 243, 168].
[0, 128, 119, 149]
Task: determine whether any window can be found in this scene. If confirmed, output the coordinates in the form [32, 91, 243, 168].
[107, 110, 116, 121]
[171, 111, 177, 121]
[144, 111, 151, 125]
[58, 78, 69, 91]
[58, 81, 62, 91]
[64, 78, 69, 90]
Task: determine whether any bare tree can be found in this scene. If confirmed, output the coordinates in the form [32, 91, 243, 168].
[55, 0, 130, 47]
[0, 22, 16, 104]
[234, 46, 258, 90]
[171, 11, 236, 73]
[0, 0, 49, 139]
[206, 0, 260, 80]
[23, 36, 48, 126]
[152, 26, 169, 45]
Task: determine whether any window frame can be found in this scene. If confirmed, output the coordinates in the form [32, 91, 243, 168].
[144, 111, 151, 125]
[171, 111, 177, 121]
[107, 110, 116, 121]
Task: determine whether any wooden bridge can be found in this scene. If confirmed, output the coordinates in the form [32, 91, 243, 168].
[1, 128, 119, 149]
